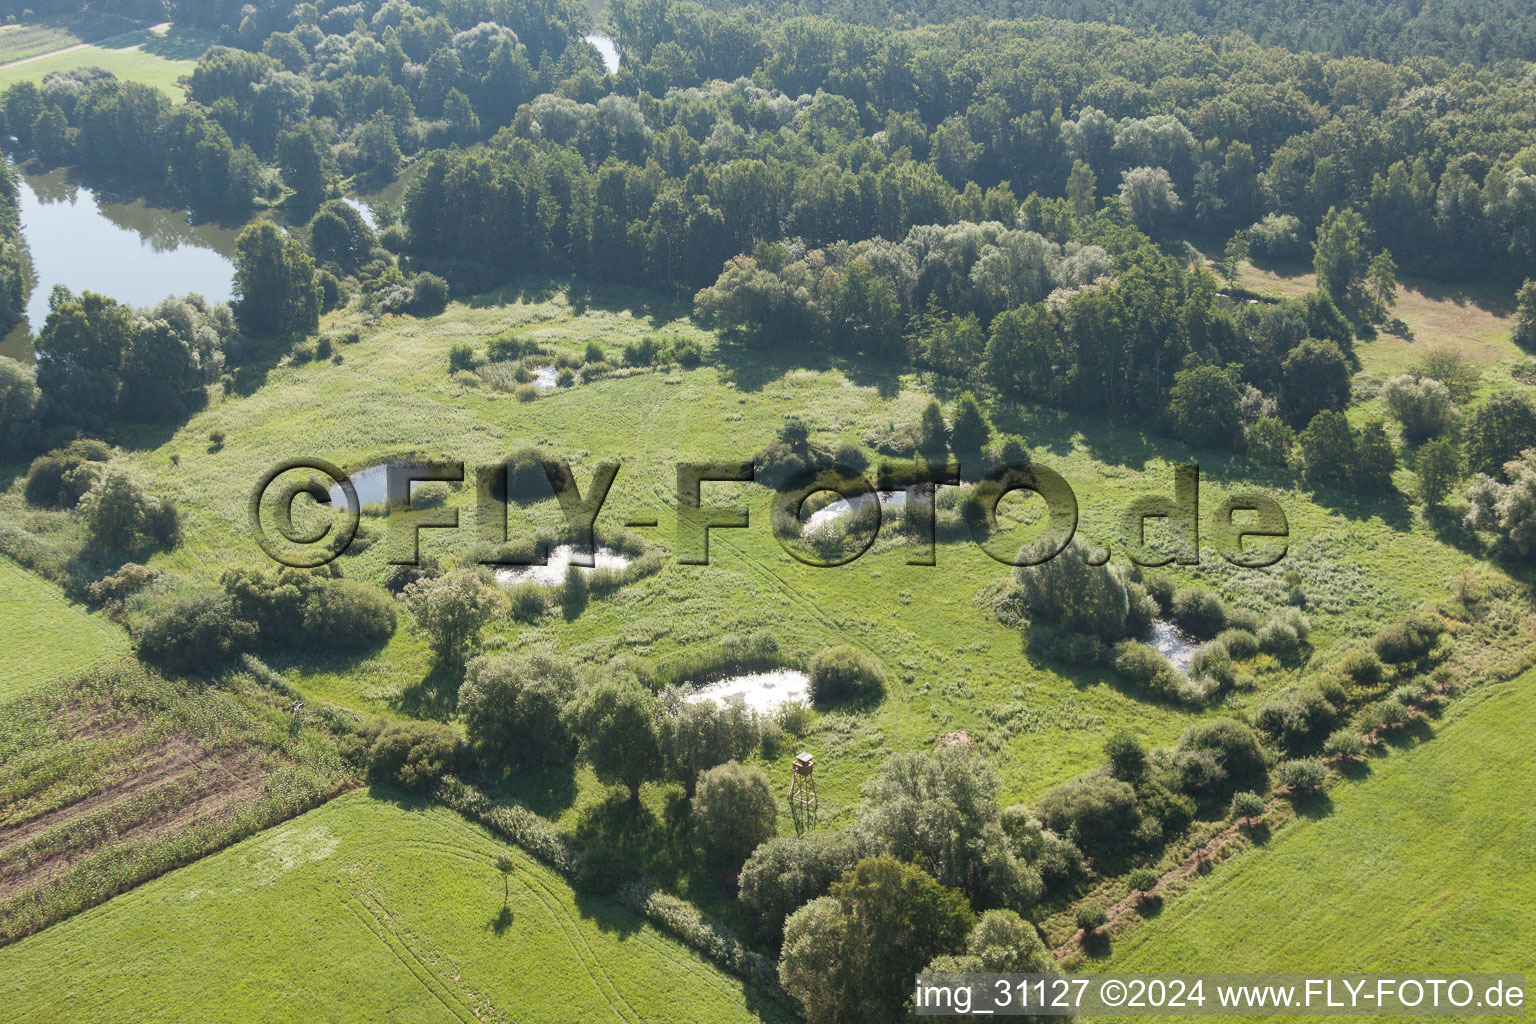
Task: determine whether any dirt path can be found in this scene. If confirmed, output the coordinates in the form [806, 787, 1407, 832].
[0, 21, 169, 71]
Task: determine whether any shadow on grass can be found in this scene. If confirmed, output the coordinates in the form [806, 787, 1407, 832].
[489, 904, 514, 936]
[393, 661, 463, 721]
[1289, 789, 1334, 819]
[99, 24, 214, 61]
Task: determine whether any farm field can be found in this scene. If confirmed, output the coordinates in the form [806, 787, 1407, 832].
[1099, 667, 1536, 992]
[0, 15, 145, 64]
[0, 554, 126, 700]
[0, 23, 212, 99]
[0, 789, 794, 1024]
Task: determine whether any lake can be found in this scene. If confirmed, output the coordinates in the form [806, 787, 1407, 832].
[585, 33, 620, 74]
[0, 167, 240, 363]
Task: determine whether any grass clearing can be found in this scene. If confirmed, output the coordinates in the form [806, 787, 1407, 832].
[0, 14, 144, 64]
[0, 555, 126, 700]
[0, 789, 794, 1024]
[0, 23, 212, 100]
[1098, 668, 1536, 999]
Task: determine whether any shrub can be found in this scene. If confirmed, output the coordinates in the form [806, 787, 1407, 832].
[448, 342, 476, 372]
[556, 367, 575, 387]
[1340, 648, 1384, 686]
[1074, 900, 1108, 932]
[1229, 790, 1266, 820]
[25, 440, 112, 507]
[401, 570, 504, 665]
[739, 829, 876, 942]
[368, 721, 462, 792]
[671, 337, 704, 366]
[1104, 731, 1148, 782]
[1257, 608, 1311, 656]
[1255, 686, 1339, 754]
[1323, 728, 1366, 760]
[693, 761, 779, 862]
[1372, 617, 1442, 664]
[1247, 213, 1306, 260]
[1225, 607, 1263, 633]
[1126, 867, 1160, 893]
[831, 442, 868, 473]
[807, 645, 886, 704]
[78, 468, 180, 553]
[1141, 575, 1175, 613]
[1015, 539, 1155, 640]
[1177, 718, 1268, 796]
[410, 272, 450, 314]
[135, 594, 257, 676]
[1113, 641, 1179, 699]
[1216, 628, 1259, 660]
[583, 340, 604, 363]
[1171, 586, 1226, 637]
[1276, 757, 1328, 795]
[1187, 641, 1236, 699]
[1035, 773, 1141, 855]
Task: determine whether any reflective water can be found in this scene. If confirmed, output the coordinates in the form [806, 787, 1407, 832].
[1146, 618, 1200, 673]
[802, 488, 909, 533]
[585, 33, 620, 73]
[3, 168, 239, 361]
[326, 461, 432, 507]
[531, 365, 559, 389]
[493, 544, 632, 586]
[684, 670, 810, 713]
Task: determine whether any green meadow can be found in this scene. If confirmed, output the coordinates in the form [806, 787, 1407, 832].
[0, 23, 212, 100]
[0, 790, 792, 1024]
[1099, 667, 1536, 1009]
[102, 280, 1493, 831]
[0, 554, 126, 700]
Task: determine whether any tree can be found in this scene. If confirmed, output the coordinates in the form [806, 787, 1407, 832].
[1166, 363, 1244, 450]
[492, 850, 516, 904]
[1354, 421, 1399, 494]
[924, 908, 1052, 975]
[1416, 437, 1461, 508]
[276, 123, 336, 211]
[460, 651, 581, 770]
[1465, 450, 1536, 558]
[1367, 249, 1398, 317]
[780, 857, 974, 1024]
[661, 698, 759, 798]
[693, 760, 778, 861]
[34, 289, 134, 431]
[135, 593, 257, 676]
[401, 570, 504, 665]
[1015, 539, 1154, 639]
[233, 222, 321, 337]
[1464, 391, 1536, 477]
[564, 675, 662, 802]
[740, 829, 876, 942]
[0, 355, 39, 450]
[1298, 410, 1355, 489]
[828, 260, 900, 355]
[1247, 416, 1295, 469]
[1514, 280, 1536, 351]
[1383, 375, 1457, 442]
[1118, 166, 1181, 237]
[1280, 337, 1351, 427]
[1066, 159, 1096, 221]
[367, 720, 462, 792]
[948, 391, 990, 457]
[1104, 731, 1148, 782]
[859, 746, 1041, 909]
[1221, 231, 1249, 283]
[78, 467, 178, 552]
[918, 399, 947, 457]
[1313, 206, 1370, 307]
[308, 199, 376, 273]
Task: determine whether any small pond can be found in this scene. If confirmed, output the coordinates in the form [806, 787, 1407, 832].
[684, 670, 810, 713]
[326, 461, 436, 508]
[493, 544, 632, 586]
[1, 167, 240, 362]
[802, 488, 909, 533]
[1146, 618, 1200, 673]
[531, 365, 559, 389]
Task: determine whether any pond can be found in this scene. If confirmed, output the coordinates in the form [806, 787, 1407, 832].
[585, 33, 620, 74]
[1146, 618, 1200, 673]
[326, 461, 435, 507]
[801, 488, 909, 533]
[684, 670, 810, 713]
[493, 544, 632, 586]
[0, 167, 240, 363]
[531, 365, 559, 389]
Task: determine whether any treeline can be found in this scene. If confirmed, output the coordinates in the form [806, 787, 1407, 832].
[0, 159, 26, 334]
[662, 0, 1536, 65]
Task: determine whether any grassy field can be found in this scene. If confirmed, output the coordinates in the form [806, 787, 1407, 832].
[1099, 668, 1536, 999]
[88, 281, 1498, 825]
[0, 789, 794, 1024]
[0, 23, 212, 100]
[0, 14, 145, 64]
[0, 555, 126, 700]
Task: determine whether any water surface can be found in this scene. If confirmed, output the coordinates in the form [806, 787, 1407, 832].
[1146, 618, 1200, 673]
[684, 670, 810, 713]
[493, 544, 632, 586]
[585, 34, 620, 73]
